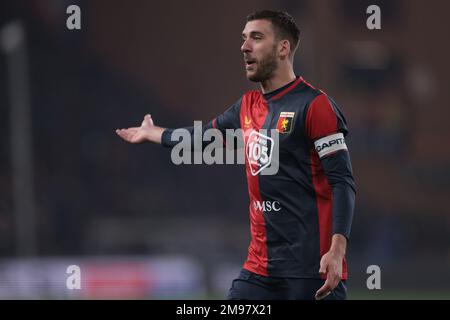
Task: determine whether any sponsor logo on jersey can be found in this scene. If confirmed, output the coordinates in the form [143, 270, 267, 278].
[253, 200, 281, 212]
[276, 112, 295, 134]
[246, 131, 274, 176]
[314, 132, 347, 158]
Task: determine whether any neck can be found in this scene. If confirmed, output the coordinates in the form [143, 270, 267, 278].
[260, 64, 296, 94]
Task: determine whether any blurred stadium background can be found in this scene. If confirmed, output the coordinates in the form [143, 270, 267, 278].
[0, 0, 449, 299]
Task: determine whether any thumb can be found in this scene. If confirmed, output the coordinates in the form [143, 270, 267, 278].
[143, 114, 154, 126]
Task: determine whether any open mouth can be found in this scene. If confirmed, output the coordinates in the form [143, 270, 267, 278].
[245, 59, 256, 70]
[245, 58, 257, 69]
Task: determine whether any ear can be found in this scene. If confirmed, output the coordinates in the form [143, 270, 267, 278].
[278, 39, 291, 59]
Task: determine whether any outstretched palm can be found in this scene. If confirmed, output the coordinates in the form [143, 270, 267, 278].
[116, 114, 154, 144]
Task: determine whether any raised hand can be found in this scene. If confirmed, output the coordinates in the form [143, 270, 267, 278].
[116, 114, 164, 144]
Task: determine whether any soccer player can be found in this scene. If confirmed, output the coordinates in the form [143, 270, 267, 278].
[116, 10, 356, 300]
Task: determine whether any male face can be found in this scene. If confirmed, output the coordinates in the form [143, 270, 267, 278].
[241, 19, 279, 82]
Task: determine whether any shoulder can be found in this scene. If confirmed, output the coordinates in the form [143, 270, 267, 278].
[297, 78, 327, 103]
[297, 79, 344, 114]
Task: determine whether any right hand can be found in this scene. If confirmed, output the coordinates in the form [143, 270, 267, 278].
[116, 114, 163, 144]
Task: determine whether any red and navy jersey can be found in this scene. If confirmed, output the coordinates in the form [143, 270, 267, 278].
[162, 76, 356, 279]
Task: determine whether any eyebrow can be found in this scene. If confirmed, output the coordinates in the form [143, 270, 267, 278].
[242, 31, 265, 39]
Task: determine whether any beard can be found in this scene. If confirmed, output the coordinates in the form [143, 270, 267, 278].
[247, 46, 278, 83]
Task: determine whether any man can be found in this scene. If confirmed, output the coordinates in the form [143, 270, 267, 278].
[116, 10, 355, 300]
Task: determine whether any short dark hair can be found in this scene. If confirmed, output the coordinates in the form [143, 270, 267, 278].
[246, 10, 300, 55]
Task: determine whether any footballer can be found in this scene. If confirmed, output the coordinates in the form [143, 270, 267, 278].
[116, 10, 356, 300]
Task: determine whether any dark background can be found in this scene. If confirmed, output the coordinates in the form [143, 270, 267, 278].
[0, 0, 449, 299]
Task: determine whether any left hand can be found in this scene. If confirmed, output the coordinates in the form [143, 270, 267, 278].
[315, 250, 343, 300]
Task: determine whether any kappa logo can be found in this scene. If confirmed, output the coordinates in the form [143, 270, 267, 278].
[246, 131, 274, 176]
[276, 112, 295, 134]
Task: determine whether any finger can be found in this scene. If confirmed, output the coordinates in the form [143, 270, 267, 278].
[318, 259, 327, 275]
[117, 129, 135, 141]
[315, 290, 331, 300]
[117, 131, 129, 141]
[327, 274, 340, 291]
[124, 130, 137, 140]
[326, 265, 341, 288]
[319, 264, 327, 275]
[118, 128, 137, 134]
[315, 279, 332, 300]
[328, 277, 339, 290]
[116, 129, 125, 137]
[125, 128, 138, 134]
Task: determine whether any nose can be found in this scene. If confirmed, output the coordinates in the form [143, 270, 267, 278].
[241, 39, 251, 53]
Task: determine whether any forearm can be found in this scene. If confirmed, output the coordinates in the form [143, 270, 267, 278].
[161, 127, 182, 148]
[321, 151, 356, 240]
[331, 183, 355, 239]
[161, 100, 241, 149]
[161, 121, 215, 148]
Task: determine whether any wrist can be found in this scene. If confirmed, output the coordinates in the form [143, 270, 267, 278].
[148, 126, 165, 144]
[329, 234, 347, 257]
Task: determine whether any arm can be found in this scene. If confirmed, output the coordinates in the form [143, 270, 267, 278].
[116, 98, 242, 147]
[115, 114, 216, 147]
[316, 140, 355, 301]
[304, 94, 356, 299]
